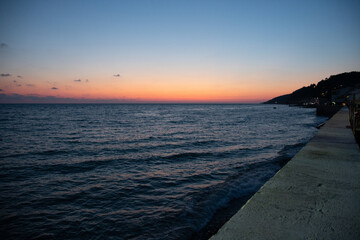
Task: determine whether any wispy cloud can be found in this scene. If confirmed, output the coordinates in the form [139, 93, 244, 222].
[17, 75, 23, 78]
[113, 74, 121, 77]
[0, 89, 3, 92]
[12, 80, 21, 87]
[26, 84, 35, 87]
[0, 43, 8, 49]
[73, 78, 90, 83]
[51, 87, 58, 90]
[11, 80, 21, 87]
[1, 73, 11, 77]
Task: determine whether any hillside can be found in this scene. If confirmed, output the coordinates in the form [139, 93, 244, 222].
[265, 71, 360, 105]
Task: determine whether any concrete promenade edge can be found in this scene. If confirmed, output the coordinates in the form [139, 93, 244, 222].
[209, 108, 360, 240]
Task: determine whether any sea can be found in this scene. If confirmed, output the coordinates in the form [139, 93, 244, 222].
[0, 104, 327, 239]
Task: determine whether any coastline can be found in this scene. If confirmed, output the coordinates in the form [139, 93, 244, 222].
[209, 107, 360, 239]
[190, 142, 310, 239]
[191, 106, 329, 240]
[191, 195, 253, 240]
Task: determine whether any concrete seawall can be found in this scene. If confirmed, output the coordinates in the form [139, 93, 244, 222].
[210, 108, 360, 240]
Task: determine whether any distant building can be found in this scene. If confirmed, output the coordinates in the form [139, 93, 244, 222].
[331, 87, 352, 104]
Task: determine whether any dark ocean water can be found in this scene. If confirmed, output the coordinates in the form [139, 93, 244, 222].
[0, 104, 327, 239]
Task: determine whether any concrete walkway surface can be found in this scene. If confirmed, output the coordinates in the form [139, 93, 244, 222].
[210, 108, 360, 240]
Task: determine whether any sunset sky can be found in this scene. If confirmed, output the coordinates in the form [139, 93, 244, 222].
[0, 0, 359, 103]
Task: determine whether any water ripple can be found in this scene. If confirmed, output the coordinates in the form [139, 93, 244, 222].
[0, 104, 327, 239]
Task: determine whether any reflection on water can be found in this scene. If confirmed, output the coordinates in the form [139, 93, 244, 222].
[0, 104, 327, 239]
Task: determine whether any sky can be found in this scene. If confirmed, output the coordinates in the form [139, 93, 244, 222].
[0, 0, 359, 103]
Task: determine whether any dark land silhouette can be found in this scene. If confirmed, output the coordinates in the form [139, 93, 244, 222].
[265, 71, 360, 106]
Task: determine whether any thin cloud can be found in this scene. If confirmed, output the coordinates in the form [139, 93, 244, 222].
[85, 79, 89, 82]
[11, 79, 21, 87]
[0, 89, 3, 92]
[74, 79, 81, 82]
[1, 73, 11, 77]
[51, 87, 58, 90]
[17, 75, 23, 78]
[26, 84, 35, 87]
[0, 43, 8, 49]
[113, 74, 121, 77]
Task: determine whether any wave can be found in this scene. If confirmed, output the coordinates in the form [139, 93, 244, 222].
[36, 159, 118, 174]
[0, 104, 324, 240]
[184, 141, 310, 238]
[274, 141, 307, 166]
[1, 158, 119, 180]
[141, 144, 273, 165]
[175, 162, 280, 237]
[0, 149, 71, 159]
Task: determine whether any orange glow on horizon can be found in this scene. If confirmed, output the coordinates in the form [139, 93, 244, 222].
[0, 72, 316, 103]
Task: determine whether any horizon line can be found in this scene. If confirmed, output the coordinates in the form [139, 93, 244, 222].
[0, 93, 267, 104]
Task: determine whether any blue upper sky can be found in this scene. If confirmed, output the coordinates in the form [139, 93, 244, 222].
[0, 0, 359, 102]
